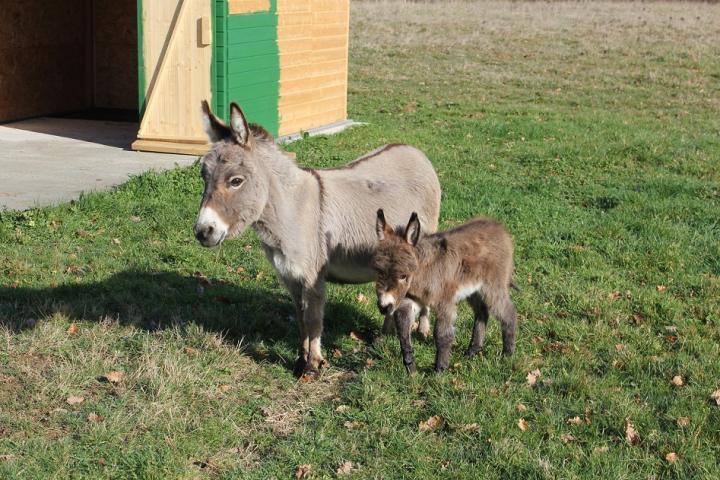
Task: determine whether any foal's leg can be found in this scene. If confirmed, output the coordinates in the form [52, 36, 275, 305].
[434, 302, 457, 373]
[382, 313, 396, 335]
[465, 292, 489, 358]
[491, 294, 517, 356]
[394, 299, 419, 375]
[302, 279, 328, 375]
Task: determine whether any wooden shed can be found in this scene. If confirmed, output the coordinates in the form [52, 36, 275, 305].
[0, 0, 350, 155]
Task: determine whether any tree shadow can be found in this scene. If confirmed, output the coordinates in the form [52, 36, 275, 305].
[0, 270, 378, 373]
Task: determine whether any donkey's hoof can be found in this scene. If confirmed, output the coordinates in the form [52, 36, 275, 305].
[434, 364, 448, 374]
[404, 362, 417, 376]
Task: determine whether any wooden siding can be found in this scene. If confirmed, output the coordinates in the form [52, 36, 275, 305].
[229, 0, 270, 15]
[224, 1, 280, 136]
[276, 0, 349, 136]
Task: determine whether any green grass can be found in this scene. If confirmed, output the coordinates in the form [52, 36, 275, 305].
[2, 1, 720, 478]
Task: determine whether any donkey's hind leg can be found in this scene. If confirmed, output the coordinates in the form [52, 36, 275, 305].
[490, 295, 517, 356]
[465, 292, 489, 358]
[416, 305, 431, 340]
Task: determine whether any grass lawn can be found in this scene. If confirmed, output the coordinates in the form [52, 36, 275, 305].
[2, 1, 720, 478]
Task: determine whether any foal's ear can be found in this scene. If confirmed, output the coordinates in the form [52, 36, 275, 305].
[229, 102, 251, 145]
[405, 212, 421, 246]
[201, 100, 233, 143]
[376, 209, 392, 241]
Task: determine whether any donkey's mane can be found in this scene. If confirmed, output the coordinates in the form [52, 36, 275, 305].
[250, 124, 274, 142]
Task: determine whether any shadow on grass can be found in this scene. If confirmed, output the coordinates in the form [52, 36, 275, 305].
[0, 270, 377, 374]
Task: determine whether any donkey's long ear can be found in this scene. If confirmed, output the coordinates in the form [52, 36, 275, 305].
[376, 209, 392, 241]
[229, 102, 251, 145]
[405, 212, 421, 246]
[201, 100, 232, 143]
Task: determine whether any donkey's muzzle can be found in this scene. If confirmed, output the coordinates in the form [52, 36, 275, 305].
[377, 301, 392, 315]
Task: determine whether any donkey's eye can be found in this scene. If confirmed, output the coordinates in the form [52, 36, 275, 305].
[399, 275, 408, 282]
[229, 177, 244, 188]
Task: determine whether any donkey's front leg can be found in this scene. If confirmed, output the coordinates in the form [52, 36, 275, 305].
[434, 302, 457, 373]
[301, 279, 327, 376]
[394, 300, 418, 375]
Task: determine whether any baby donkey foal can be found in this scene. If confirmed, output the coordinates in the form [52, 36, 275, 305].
[372, 210, 518, 374]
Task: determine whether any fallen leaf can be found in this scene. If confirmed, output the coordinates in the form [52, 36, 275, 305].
[111, 238, 121, 245]
[665, 452, 679, 463]
[97, 458, 107, 466]
[593, 446, 609, 454]
[711, 389, 720, 406]
[183, 346, 199, 356]
[349, 331, 364, 342]
[516, 403, 527, 412]
[244, 244, 252, 251]
[130, 215, 141, 223]
[336, 460, 354, 476]
[412, 399, 427, 408]
[451, 378, 465, 390]
[235, 266, 245, 274]
[671, 375, 684, 387]
[608, 290, 621, 300]
[664, 325, 678, 333]
[560, 433, 575, 443]
[584, 407, 593, 425]
[66, 323, 79, 335]
[677, 417, 690, 427]
[194, 272, 211, 286]
[0, 454, 16, 461]
[567, 416, 583, 426]
[460, 423, 481, 432]
[332, 348, 343, 359]
[66, 395, 84, 405]
[102, 371, 124, 384]
[335, 405, 350, 413]
[295, 464, 312, 479]
[364, 358, 375, 368]
[625, 419, 640, 445]
[615, 344, 626, 351]
[87, 412, 103, 423]
[255, 271, 265, 280]
[344, 420, 364, 430]
[656, 285, 667, 292]
[517, 418, 529, 431]
[419, 415, 445, 432]
[632, 313, 645, 324]
[356, 293, 368, 304]
[526, 369, 541, 387]
[218, 384, 232, 393]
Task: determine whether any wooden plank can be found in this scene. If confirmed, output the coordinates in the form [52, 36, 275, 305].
[279, 84, 346, 108]
[281, 59, 347, 82]
[132, 139, 212, 155]
[228, 0, 270, 15]
[277, 0, 311, 13]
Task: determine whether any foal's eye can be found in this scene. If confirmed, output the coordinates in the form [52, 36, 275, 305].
[399, 275, 408, 282]
[229, 177, 244, 188]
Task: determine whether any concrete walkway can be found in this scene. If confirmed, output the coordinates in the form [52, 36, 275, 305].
[0, 118, 197, 210]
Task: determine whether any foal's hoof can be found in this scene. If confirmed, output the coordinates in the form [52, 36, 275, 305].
[464, 347, 481, 359]
[292, 357, 308, 378]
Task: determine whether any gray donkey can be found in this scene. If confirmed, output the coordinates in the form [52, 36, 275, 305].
[372, 210, 517, 374]
[194, 102, 441, 376]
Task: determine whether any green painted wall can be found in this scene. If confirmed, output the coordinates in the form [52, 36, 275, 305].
[212, 0, 280, 136]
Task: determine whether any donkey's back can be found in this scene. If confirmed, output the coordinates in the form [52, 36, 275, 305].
[319, 144, 441, 284]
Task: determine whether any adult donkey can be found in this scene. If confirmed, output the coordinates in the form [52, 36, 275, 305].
[194, 101, 441, 376]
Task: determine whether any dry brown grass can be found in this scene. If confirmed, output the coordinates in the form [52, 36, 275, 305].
[352, 1, 720, 50]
